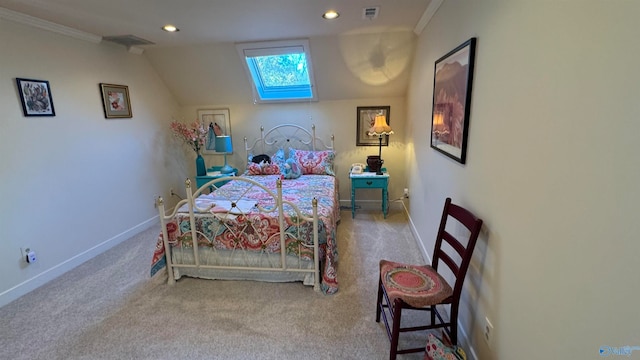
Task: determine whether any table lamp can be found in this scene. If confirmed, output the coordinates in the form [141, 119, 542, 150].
[214, 135, 234, 174]
[367, 114, 394, 175]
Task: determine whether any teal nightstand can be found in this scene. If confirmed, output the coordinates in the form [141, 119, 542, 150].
[350, 169, 389, 218]
[196, 166, 238, 191]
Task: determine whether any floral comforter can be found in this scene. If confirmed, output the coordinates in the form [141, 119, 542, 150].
[151, 174, 340, 294]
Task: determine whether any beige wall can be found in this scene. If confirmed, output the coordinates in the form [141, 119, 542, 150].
[407, 0, 640, 358]
[144, 31, 415, 205]
[0, 18, 181, 306]
[179, 97, 408, 203]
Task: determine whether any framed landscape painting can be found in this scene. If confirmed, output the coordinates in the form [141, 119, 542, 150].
[430, 38, 476, 164]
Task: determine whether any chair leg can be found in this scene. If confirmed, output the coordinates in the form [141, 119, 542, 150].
[376, 277, 383, 322]
[449, 304, 459, 345]
[430, 304, 436, 326]
[389, 299, 403, 360]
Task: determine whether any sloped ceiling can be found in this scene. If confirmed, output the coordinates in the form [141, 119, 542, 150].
[144, 30, 417, 105]
[0, 0, 438, 104]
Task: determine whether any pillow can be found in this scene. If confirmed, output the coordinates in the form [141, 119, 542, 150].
[288, 148, 335, 176]
[424, 333, 466, 360]
[245, 162, 263, 175]
[282, 158, 302, 179]
[262, 163, 281, 175]
[270, 148, 286, 171]
[245, 162, 281, 176]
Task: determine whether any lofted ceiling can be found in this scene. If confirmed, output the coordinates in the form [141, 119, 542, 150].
[0, 0, 439, 104]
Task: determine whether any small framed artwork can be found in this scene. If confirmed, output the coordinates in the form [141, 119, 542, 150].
[430, 37, 477, 164]
[99, 83, 132, 118]
[198, 108, 232, 154]
[16, 78, 56, 117]
[356, 106, 391, 146]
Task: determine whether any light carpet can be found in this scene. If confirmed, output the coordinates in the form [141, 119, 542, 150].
[0, 208, 428, 360]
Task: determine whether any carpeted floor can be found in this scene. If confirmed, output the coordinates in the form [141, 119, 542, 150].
[0, 208, 429, 360]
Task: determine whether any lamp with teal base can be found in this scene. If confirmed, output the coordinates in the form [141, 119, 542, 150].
[215, 135, 234, 174]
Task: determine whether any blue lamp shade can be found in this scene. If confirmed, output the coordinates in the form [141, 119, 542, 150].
[214, 136, 232, 153]
[214, 136, 234, 174]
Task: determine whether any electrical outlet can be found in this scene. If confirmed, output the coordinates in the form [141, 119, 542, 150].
[484, 316, 494, 348]
[403, 188, 410, 198]
[25, 248, 37, 263]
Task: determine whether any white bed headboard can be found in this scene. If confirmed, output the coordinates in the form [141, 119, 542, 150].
[244, 124, 334, 161]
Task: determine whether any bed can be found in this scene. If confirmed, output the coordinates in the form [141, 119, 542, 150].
[151, 124, 340, 294]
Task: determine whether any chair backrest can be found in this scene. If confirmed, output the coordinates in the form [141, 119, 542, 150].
[432, 197, 483, 299]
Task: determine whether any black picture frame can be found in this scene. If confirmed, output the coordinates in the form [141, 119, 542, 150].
[356, 106, 391, 146]
[16, 78, 56, 117]
[99, 83, 132, 118]
[430, 37, 476, 164]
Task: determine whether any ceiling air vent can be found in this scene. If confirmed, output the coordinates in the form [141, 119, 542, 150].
[362, 7, 379, 20]
[102, 35, 155, 47]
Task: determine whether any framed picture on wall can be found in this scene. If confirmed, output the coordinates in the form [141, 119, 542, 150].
[99, 83, 132, 118]
[198, 108, 232, 154]
[16, 78, 56, 117]
[430, 37, 476, 164]
[356, 106, 391, 146]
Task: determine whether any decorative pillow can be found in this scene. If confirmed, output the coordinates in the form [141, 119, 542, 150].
[424, 333, 466, 360]
[281, 158, 302, 179]
[245, 162, 281, 176]
[271, 148, 286, 171]
[261, 163, 281, 175]
[288, 148, 335, 176]
[246, 162, 263, 175]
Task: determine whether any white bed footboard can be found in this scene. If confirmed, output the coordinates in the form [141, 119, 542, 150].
[155, 177, 321, 291]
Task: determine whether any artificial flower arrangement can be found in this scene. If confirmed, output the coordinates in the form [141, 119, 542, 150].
[169, 120, 208, 154]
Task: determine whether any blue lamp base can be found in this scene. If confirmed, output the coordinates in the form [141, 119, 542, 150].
[220, 154, 234, 174]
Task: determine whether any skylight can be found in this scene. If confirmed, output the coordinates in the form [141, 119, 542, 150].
[236, 39, 317, 103]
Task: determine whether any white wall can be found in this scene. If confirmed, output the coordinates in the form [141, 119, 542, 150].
[0, 18, 183, 306]
[407, 0, 640, 359]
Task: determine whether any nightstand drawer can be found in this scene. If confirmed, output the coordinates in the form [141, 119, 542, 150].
[353, 178, 387, 188]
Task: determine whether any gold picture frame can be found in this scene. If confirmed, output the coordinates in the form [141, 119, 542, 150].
[99, 83, 132, 119]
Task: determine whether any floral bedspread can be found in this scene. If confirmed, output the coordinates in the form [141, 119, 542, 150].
[151, 175, 340, 294]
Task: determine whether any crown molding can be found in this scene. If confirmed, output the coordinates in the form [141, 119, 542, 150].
[0, 7, 102, 44]
[414, 0, 445, 35]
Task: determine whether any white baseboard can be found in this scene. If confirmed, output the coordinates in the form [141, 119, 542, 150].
[338, 198, 407, 212]
[458, 325, 479, 360]
[0, 216, 158, 308]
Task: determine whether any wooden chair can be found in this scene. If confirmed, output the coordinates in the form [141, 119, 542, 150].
[376, 197, 483, 359]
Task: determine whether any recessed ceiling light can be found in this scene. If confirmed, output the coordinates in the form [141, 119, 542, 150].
[162, 24, 179, 32]
[322, 10, 339, 20]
